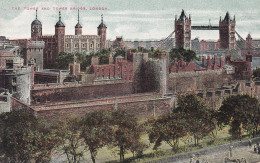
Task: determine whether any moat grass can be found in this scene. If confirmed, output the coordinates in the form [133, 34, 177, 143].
[105, 127, 256, 163]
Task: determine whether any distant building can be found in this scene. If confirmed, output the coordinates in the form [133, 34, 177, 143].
[175, 10, 191, 49]
[112, 36, 125, 50]
[30, 10, 107, 68]
[219, 12, 236, 50]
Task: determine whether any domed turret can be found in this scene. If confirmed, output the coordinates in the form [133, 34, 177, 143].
[55, 11, 65, 27]
[75, 10, 82, 35]
[55, 11, 65, 54]
[98, 14, 107, 28]
[97, 14, 107, 49]
[31, 10, 42, 40]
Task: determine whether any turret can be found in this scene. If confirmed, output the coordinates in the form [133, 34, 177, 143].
[75, 10, 82, 35]
[55, 11, 65, 54]
[31, 10, 42, 40]
[97, 14, 107, 49]
[246, 33, 252, 50]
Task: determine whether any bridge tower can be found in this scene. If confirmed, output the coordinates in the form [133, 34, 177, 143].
[219, 12, 236, 50]
[175, 10, 191, 49]
[246, 33, 252, 50]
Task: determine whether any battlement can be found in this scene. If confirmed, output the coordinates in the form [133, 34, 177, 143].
[27, 40, 45, 48]
[65, 35, 100, 39]
[170, 69, 223, 78]
[38, 35, 55, 38]
[0, 67, 32, 75]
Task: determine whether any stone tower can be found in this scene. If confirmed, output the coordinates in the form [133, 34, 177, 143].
[97, 14, 107, 49]
[175, 10, 191, 49]
[31, 10, 42, 40]
[55, 11, 65, 54]
[75, 10, 82, 35]
[219, 12, 236, 50]
[246, 33, 252, 50]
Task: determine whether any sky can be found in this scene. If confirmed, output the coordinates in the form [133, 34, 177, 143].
[0, 0, 259, 41]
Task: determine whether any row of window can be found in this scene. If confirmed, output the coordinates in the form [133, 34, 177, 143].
[65, 43, 100, 48]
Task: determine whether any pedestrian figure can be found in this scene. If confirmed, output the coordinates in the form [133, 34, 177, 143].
[229, 145, 233, 158]
[248, 139, 252, 147]
[254, 145, 257, 152]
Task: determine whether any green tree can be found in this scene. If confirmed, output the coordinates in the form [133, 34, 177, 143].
[217, 94, 259, 138]
[169, 48, 197, 62]
[174, 93, 216, 146]
[53, 118, 85, 163]
[111, 110, 144, 161]
[56, 52, 74, 70]
[114, 49, 126, 59]
[56, 52, 90, 71]
[253, 67, 260, 80]
[81, 111, 114, 163]
[0, 111, 59, 162]
[148, 113, 188, 151]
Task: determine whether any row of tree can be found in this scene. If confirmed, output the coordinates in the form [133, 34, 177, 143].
[55, 49, 127, 71]
[0, 94, 259, 162]
[0, 110, 144, 163]
[148, 94, 259, 152]
[55, 47, 198, 71]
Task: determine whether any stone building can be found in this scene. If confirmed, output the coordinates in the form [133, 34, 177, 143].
[0, 90, 12, 113]
[10, 39, 45, 71]
[0, 45, 33, 104]
[30, 10, 107, 68]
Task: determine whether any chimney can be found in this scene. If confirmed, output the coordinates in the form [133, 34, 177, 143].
[207, 56, 211, 70]
[213, 56, 218, 69]
[202, 56, 205, 67]
[109, 53, 113, 64]
[91, 56, 99, 65]
[220, 56, 223, 68]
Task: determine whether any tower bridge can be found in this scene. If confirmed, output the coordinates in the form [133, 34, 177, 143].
[157, 10, 254, 51]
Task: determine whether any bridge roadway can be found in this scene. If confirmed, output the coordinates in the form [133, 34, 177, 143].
[33, 93, 166, 111]
[191, 25, 219, 30]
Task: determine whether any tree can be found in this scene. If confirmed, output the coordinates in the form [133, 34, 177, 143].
[174, 93, 216, 146]
[0, 111, 59, 162]
[111, 110, 144, 161]
[253, 67, 260, 80]
[56, 52, 89, 71]
[53, 118, 85, 163]
[56, 52, 74, 70]
[169, 48, 197, 62]
[217, 94, 259, 139]
[81, 111, 114, 163]
[114, 49, 126, 59]
[148, 113, 188, 151]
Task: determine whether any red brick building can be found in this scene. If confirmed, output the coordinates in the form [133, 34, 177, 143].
[89, 55, 134, 83]
[170, 55, 223, 73]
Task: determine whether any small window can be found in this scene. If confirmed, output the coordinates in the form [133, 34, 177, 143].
[12, 77, 16, 83]
[12, 86, 16, 92]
